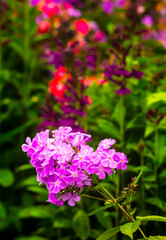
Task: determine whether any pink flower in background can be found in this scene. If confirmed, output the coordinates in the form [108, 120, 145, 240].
[141, 15, 153, 27]
[29, 0, 40, 6]
[74, 19, 89, 35]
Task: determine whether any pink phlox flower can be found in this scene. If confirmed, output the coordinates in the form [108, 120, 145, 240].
[62, 192, 81, 206]
[66, 165, 88, 186]
[36, 164, 55, 178]
[22, 137, 32, 152]
[69, 132, 91, 147]
[80, 144, 94, 154]
[55, 142, 74, 164]
[38, 148, 53, 166]
[97, 138, 116, 151]
[101, 149, 118, 169]
[113, 152, 128, 170]
[52, 126, 72, 142]
[52, 139, 64, 159]
[96, 163, 107, 179]
[47, 193, 64, 206]
[49, 177, 67, 194]
[46, 138, 55, 149]
[89, 161, 108, 179]
[72, 145, 92, 168]
[54, 167, 67, 178]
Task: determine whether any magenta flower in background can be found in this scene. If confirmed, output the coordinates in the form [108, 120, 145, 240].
[102, 1, 114, 14]
[141, 15, 153, 27]
[29, 0, 40, 6]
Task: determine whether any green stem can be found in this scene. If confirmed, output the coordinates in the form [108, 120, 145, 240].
[115, 171, 120, 226]
[154, 123, 159, 200]
[115, 95, 125, 226]
[0, 33, 2, 73]
[120, 95, 124, 148]
[82, 194, 108, 202]
[154, 124, 158, 159]
[24, 0, 30, 99]
[141, 154, 145, 210]
[98, 183, 147, 239]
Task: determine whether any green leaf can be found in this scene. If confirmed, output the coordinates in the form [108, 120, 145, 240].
[16, 164, 34, 172]
[148, 236, 166, 240]
[96, 211, 113, 229]
[0, 202, 7, 230]
[139, 236, 166, 240]
[96, 226, 120, 240]
[88, 205, 114, 216]
[97, 119, 119, 139]
[132, 168, 144, 186]
[0, 169, 14, 187]
[0, 120, 36, 143]
[9, 38, 24, 60]
[18, 176, 38, 187]
[72, 210, 90, 240]
[15, 236, 49, 240]
[146, 197, 165, 211]
[19, 206, 51, 219]
[27, 186, 48, 197]
[147, 92, 166, 108]
[53, 218, 72, 228]
[120, 221, 140, 240]
[144, 122, 155, 138]
[136, 215, 166, 223]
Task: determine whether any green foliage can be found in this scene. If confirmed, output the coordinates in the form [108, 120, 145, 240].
[1, 0, 166, 239]
[88, 204, 115, 216]
[0, 169, 14, 187]
[97, 221, 140, 240]
[72, 210, 90, 240]
[96, 226, 120, 240]
[136, 215, 166, 223]
[120, 221, 140, 240]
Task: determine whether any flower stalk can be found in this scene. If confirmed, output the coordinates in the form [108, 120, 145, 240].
[97, 183, 147, 239]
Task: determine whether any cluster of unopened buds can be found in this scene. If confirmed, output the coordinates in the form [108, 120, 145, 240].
[22, 127, 128, 206]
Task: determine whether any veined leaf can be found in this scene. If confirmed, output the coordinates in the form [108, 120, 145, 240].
[97, 226, 120, 240]
[73, 210, 90, 240]
[88, 204, 114, 216]
[0, 169, 14, 187]
[120, 221, 140, 240]
[147, 92, 166, 108]
[132, 168, 145, 185]
[16, 164, 34, 172]
[19, 206, 51, 219]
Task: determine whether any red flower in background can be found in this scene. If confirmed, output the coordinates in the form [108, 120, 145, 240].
[54, 66, 67, 83]
[74, 19, 89, 35]
[38, 20, 51, 33]
[49, 67, 69, 100]
[42, 0, 60, 18]
[49, 80, 66, 100]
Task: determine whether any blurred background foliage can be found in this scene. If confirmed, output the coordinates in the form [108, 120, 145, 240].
[0, 0, 166, 239]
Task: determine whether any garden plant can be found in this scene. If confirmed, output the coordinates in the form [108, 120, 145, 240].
[0, 0, 166, 240]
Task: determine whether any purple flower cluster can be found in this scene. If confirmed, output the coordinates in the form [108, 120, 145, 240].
[22, 127, 128, 206]
[104, 64, 143, 96]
